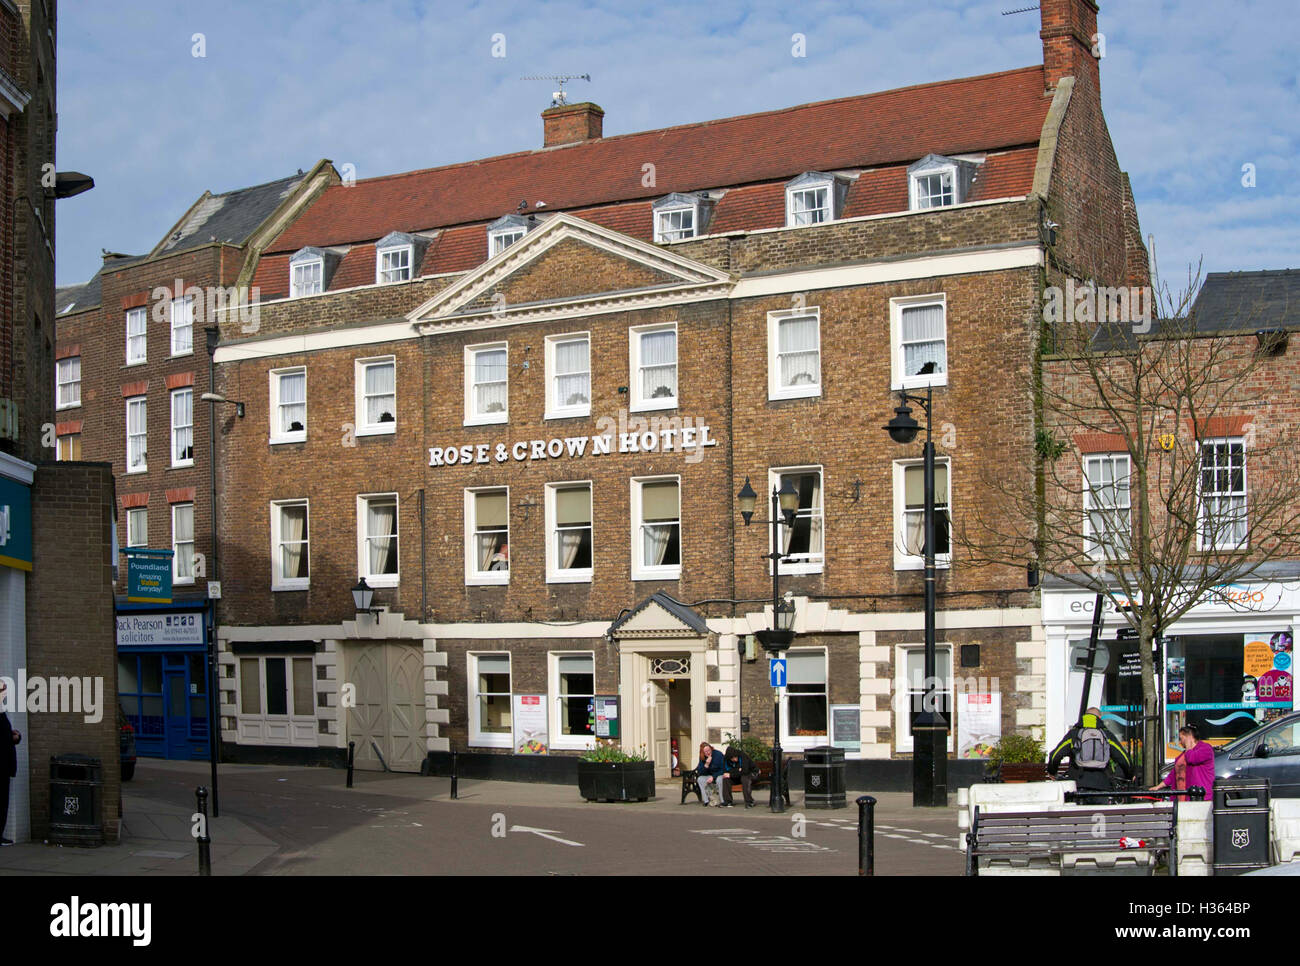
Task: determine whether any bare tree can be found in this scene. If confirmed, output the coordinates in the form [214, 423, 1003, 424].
[957, 263, 1300, 784]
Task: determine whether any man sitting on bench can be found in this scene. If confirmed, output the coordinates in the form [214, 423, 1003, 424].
[721, 744, 758, 808]
[695, 742, 726, 806]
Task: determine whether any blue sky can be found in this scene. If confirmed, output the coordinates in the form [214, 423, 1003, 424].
[56, 0, 1299, 288]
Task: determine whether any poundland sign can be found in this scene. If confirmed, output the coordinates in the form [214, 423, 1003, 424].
[429, 423, 719, 468]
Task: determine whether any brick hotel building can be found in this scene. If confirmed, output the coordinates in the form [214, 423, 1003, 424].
[200, 0, 1150, 782]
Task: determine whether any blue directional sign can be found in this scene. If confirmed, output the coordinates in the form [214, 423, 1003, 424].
[769, 658, 787, 688]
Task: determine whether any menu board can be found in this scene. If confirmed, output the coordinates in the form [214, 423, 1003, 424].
[512, 694, 548, 755]
[830, 705, 860, 751]
[957, 692, 1001, 758]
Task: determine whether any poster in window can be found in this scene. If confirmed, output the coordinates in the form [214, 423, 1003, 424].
[1246, 632, 1293, 722]
[829, 705, 860, 751]
[957, 692, 1001, 758]
[512, 694, 548, 754]
[594, 695, 620, 739]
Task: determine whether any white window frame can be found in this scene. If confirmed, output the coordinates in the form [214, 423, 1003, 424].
[892, 457, 953, 571]
[375, 244, 412, 284]
[355, 356, 397, 436]
[468, 652, 512, 749]
[170, 388, 194, 467]
[269, 367, 307, 444]
[779, 647, 829, 753]
[236, 654, 317, 744]
[548, 651, 598, 751]
[356, 492, 399, 588]
[909, 163, 958, 210]
[767, 307, 822, 400]
[631, 475, 682, 581]
[629, 323, 678, 412]
[56, 357, 80, 409]
[290, 258, 324, 298]
[894, 643, 955, 753]
[768, 465, 824, 575]
[654, 204, 697, 243]
[171, 502, 195, 585]
[126, 507, 148, 548]
[890, 294, 948, 390]
[1197, 437, 1249, 551]
[56, 433, 81, 461]
[464, 487, 510, 586]
[1083, 453, 1132, 560]
[270, 499, 310, 591]
[786, 181, 832, 227]
[488, 227, 525, 257]
[125, 307, 147, 365]
[125, 396, 147, 473]
[544, 332, 591, 420]
[170, 295, 194, 356]
[464, 342, 508, 426]
[545, 480, 594, 584]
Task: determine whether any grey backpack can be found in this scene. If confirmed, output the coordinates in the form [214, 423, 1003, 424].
[1076, 727, 1111, 770]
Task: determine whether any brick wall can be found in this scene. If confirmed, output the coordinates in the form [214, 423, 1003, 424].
[27, 461, 121, 841]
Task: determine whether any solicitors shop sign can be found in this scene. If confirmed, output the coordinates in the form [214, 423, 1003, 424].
[429, 419, 719, 468]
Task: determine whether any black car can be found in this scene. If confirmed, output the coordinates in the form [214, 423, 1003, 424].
[118, 704, 137, 781]
[1212, 711, 1300, 798]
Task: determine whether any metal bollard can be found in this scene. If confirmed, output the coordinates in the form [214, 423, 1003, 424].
[856, 795, 877, 876]
[196, 786, 212, 877]
[450, 744, 458, 800]
[346, 741, 355, 788]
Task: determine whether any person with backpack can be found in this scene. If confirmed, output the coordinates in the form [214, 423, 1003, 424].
[721, 743, 760, 808]
[1047, 707, 1135, 792]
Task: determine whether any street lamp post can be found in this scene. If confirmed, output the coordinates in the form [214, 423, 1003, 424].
[738, 477, 799, 813]
[884, 385, 949, 807]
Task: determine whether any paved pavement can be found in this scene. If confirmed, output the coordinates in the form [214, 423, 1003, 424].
[0, 759, 966, 875]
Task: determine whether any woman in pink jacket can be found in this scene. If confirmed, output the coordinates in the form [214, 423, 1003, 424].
[1151, 724, 1215, 801]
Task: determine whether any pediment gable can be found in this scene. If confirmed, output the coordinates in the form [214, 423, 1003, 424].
[409, 213, 732, 332]
[608, 592, 711, 639]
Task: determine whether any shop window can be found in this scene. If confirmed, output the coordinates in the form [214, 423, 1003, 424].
[545, 333, 590, 419]
[781, 649, 828, 750]
[896, 644, 954, 753]
[1198, 439, 1248, 550]
[551, 652, 596, 750]
[629, 324, 677, 411]
[469, 653, 511, 748]
[1084, 453, 1131, 558]
[893, 459, 951, 570]
[465, 487, 509, 585]
[632, 477, 680, 580]
[239, 656, 313, 718]
[271, 499, 310, 590]
[546, 482, 593, 583]
[768, 308, 821, 400]
[355, 356, 396, 435]
[769, 466, 823, 574]
[465, 343, 508, 425]
[358, 493, 398, 586]
[270, 367, 306, 443]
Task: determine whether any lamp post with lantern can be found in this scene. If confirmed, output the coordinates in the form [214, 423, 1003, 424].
[737, 476, 800, 813]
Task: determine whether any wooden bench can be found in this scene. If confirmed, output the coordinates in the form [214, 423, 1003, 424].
[681, 759, 791, 806]
[965, 802, 1180, 876]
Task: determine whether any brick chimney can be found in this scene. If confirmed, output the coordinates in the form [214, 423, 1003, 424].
[542, 102, 604, 148]
[1041, 0, 1101, 92]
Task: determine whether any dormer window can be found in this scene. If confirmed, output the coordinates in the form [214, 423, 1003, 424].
[652, 193, 712, 243]
[785, 173, 847, 227]
[908, 154, 978, 211]
[487, 215, 533, 258]
[375, 231, 419, 284]
[289, 247, 327, 297]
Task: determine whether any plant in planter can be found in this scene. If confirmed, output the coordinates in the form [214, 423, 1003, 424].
[721, 732, 771, 764]
[577, 742, 655, 802]
[985, 734, 1047, 783]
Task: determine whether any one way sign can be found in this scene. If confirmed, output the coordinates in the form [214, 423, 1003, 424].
[769, 658, 787, 688]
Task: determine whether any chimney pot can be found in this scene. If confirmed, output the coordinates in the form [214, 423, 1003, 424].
[542, 102, 604, 148]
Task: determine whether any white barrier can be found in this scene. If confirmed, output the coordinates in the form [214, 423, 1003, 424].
[1176, 801, 1212, 877]
[1272, 799, 1300, 865]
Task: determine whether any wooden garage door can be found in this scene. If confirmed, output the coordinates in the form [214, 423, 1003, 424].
[345, 643, 426, 773]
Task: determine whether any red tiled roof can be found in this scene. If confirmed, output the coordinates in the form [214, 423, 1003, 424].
[269, 66, 1049, 253]
[330, 244, 377, 290]
[709, 184, 786, 234]
[421, 225, 487, 276]
[969, 147, 1040, 202]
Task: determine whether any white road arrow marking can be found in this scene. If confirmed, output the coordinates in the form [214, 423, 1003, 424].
[510, 825, 584, 847]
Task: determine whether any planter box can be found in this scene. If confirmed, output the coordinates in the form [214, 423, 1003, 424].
[999, 763, 1049, 783]
[578, 760, 656, 802]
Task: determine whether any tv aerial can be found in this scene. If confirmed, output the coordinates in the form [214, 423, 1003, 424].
[521, 73, 591, 106]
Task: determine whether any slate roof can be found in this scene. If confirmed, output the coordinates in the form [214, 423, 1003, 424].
[607, 592, 711, 636]
[269, 66, 1050, 256]
[55, 254, 146, 314]
[156, 172, 305, 256]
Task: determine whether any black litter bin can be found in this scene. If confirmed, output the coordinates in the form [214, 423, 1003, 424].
[803, 745, 846, 808]
[49, 754, 104, 847]
[1212, 777, 1270, 875]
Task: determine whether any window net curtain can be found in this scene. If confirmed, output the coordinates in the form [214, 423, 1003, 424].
[475, 492, 508, 570]
[174, 505, 194, 577]
[172, 299, 193, 352]
[639, 331, 676, 400]
[475, 350, 508, 413]
[281, 505, 307, 578]
[903, 464, 949, 556]
[367, 499, 397, 574]
[365, 363, 396, 423]
[128, 401, 146, 468]
[556, 487, 591, 568]
[554, 340, 590, 407]
[779, 316, 820, 386]
[128, 312, 146, 358]
[641, 481, 679, 566]
[280, 372, 305, 432]
[173, 391, 192, 457]
[781, 473, 822, 556]
[902, 304, 946, 376]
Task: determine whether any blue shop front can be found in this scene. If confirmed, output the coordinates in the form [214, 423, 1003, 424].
[115, 600, 212, 760]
